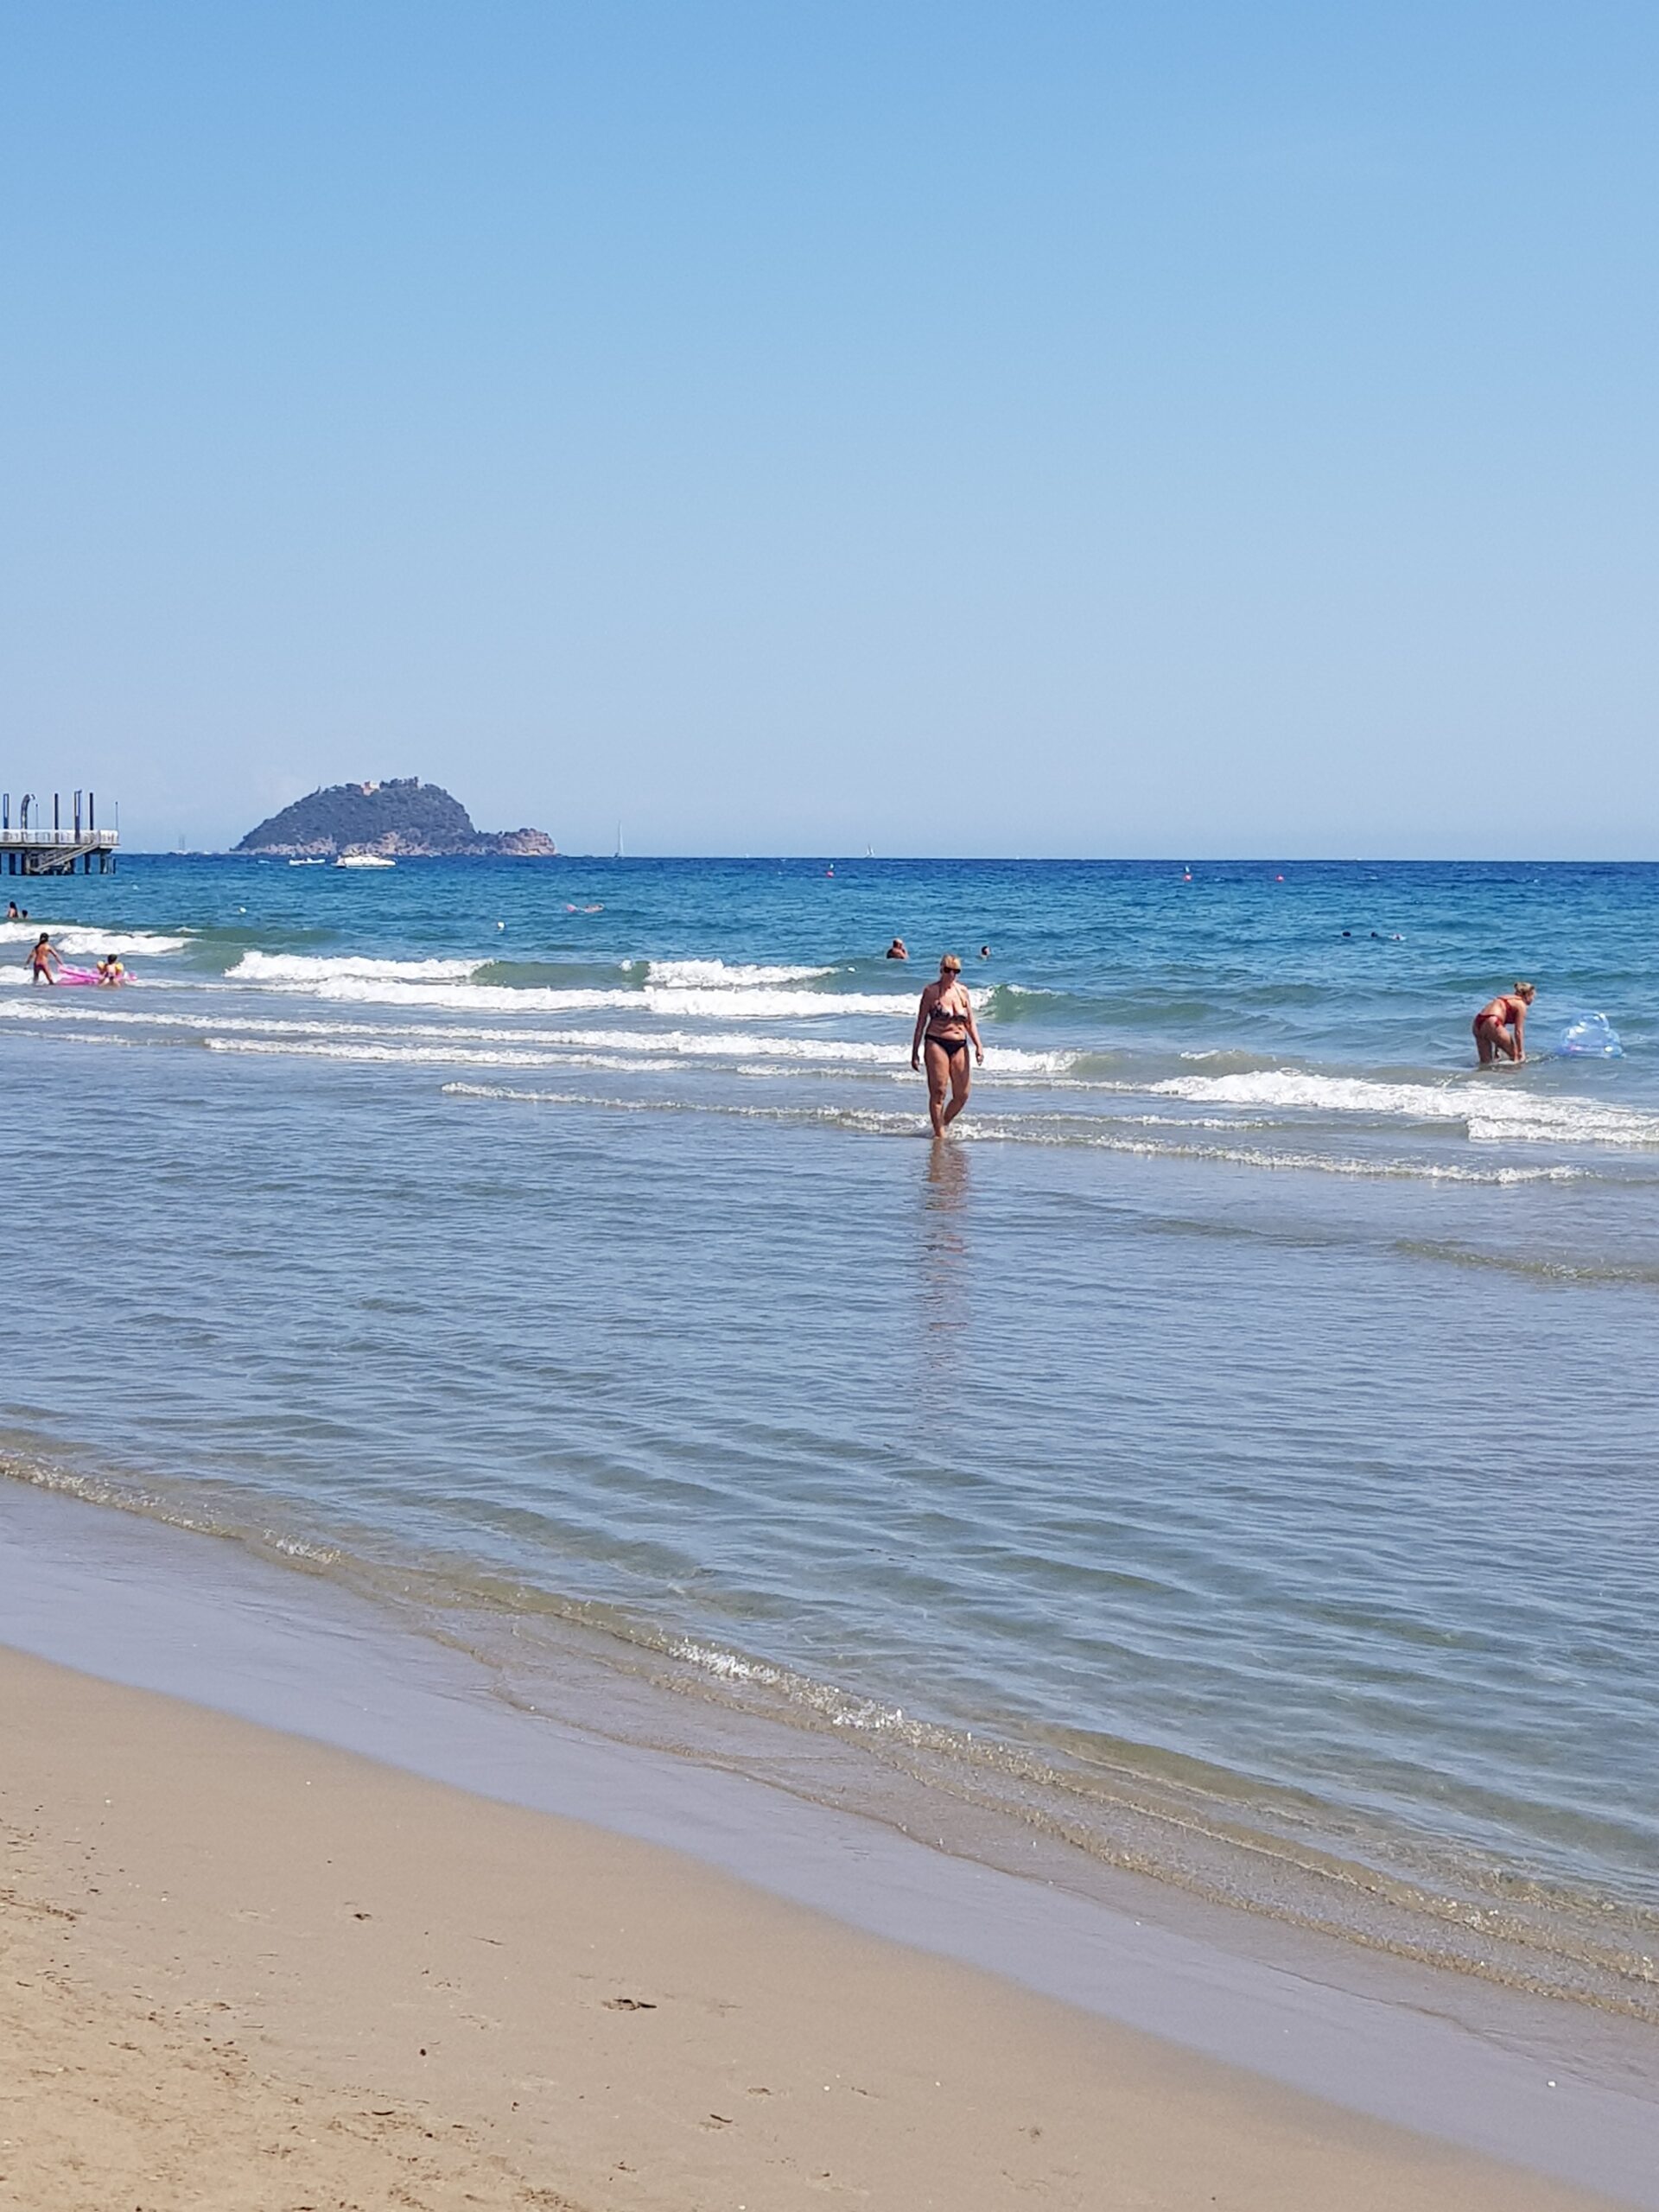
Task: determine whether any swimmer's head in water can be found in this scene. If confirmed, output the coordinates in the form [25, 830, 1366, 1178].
[940, 954, 962, 975]
[1514, 981, 1537, 1003]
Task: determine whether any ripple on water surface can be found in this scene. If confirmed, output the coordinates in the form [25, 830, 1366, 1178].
[2, 855, 1656, 2015]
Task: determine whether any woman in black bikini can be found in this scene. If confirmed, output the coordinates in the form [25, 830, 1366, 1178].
[911, 953, 984, 1137]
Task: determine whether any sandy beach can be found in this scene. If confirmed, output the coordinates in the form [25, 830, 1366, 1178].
[8, 0, 1655, 2196]
[0, 1644, 1628, 2212]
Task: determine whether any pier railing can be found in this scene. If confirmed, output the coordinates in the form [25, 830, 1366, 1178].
[0, 792, 119, 874]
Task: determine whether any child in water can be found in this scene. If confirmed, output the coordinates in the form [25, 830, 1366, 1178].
[1473, 981, 1535, 1065]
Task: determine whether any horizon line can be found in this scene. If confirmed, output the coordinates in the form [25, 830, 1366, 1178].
[121, 849, 1659, 868]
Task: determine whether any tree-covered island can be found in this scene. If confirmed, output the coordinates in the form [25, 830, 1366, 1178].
[235, 779, 556, 857]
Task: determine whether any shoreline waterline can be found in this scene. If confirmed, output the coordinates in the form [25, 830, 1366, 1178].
[3, 1642, 1636, 2212]
[4, 1472, 1659, 2212]
[4, 1401, 1657, 2024]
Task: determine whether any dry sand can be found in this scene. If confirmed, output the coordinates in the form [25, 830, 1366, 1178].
[0, 1644, 1624, 2211]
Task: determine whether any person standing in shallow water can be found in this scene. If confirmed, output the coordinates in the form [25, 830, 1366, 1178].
[1473, 980, 1535, 1065]
[911, 954, 984, 1137]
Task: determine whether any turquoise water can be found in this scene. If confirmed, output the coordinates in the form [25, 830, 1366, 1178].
[3, 855, 1656, 2008]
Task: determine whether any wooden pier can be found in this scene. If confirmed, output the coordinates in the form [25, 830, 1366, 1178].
[0, 792, 118, 875]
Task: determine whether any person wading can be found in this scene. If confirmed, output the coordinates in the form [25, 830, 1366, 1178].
[1473, 981, 1535, 1065]
[911, 953, 984, 1137]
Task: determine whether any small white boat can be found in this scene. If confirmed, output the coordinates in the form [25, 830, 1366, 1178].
[335, 851, 396, 869]
[288, 857, 327, 867]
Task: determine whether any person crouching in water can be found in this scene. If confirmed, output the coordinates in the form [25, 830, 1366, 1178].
[911, 953, 984, 1136]
[1473, 981, 1535, 1065]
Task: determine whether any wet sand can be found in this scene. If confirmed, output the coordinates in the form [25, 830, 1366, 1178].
[0, 1644, 1631, 2212]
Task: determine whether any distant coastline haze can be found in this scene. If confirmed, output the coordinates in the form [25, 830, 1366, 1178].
[1, 3, 1654, 856]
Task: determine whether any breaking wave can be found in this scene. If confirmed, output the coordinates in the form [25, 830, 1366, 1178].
[1154, 1070, 1659, 1149]
[207, 1030, 1070, 1071]
[228, 950, 484, 983]
[639, 957, 837, 986]
[264, 975, 920, 1020]
[0, 924, 190, 957]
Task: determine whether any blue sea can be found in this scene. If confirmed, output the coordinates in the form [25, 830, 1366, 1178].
[3, 855, 1656, 2014]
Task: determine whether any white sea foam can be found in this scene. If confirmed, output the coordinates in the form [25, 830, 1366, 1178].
[441, 1084, 1586, 1181]
[442, 1082, 923, 1135]
[210, 1039, 577, 1067]
[10, 988, 1630, 1131]
[0, 1001, 349, 1032]
[206, 1027, 1069, 1071]
[957, 1124, 1585, 1182]
[540, 1027, 904, 1061]
[0, 968, 169, 990]
[1153, 1070, 1659, 1149]
[0, 1000, 1069, 1071]
[278, 976, 920, 1020]
[633, 984, 914, 1019]
[229, 951, 485, 983]
[668, 1641, 909, 1730]
[232, 950, 838, 993]
[321, 981, 634, 1011]
[641, 957, 836, 987]
[0, 924, 189, 956]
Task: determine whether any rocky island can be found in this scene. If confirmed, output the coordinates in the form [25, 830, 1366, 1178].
[235, 779, 556, 858]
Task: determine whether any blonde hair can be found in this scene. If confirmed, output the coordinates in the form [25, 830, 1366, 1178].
[940, 953, 963, 972]
[1514, 981, 1536, 1001]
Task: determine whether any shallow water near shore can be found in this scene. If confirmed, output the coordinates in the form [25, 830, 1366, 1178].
[7, 1482, 1659, 2210]
[2, 855, 1656, 2016]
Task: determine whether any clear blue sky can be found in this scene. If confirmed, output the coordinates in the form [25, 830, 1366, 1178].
[2, 2, 1654, 855]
